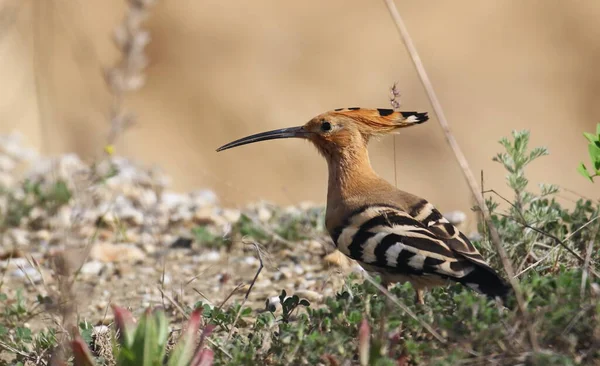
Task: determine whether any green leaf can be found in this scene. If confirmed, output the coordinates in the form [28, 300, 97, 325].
[79, 320, 94, 345]
[283, 297, 295, 309]
[589, 141, 600, 157]
[168, 308, 202, 366]
[279, 290, 287, 303]
[142, 310, 157, 366]
[577, 163, 593, 182]
[583, 132, 599, 144]
[154, 309, 169, 353]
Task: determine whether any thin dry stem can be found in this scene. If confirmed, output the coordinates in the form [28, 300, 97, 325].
[581, 211, 600, 298]
[158, 287, 233, 359]
[226, 241, 264, 341]
[382, 0, 539, 351]
[361, 271, 446, 344]
[0, 340, 32, 360]
[216, 283, 246, 311]
[389, 84, 401, 188]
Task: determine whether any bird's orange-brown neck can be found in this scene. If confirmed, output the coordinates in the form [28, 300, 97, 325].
[324, 143, 381, 208]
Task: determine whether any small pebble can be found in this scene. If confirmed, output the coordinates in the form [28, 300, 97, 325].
[194, 251, 221, 262]
[80, 260, 104, 275]
[258, 207, 272, 222]
[222, 209, 241, 223]
[170, 237, 193, 249]
[294, 290, 323, 302]
[8, 229, 29, 246]
[11, 266, 42, 283]
[241, 256, 260, 267]
[266, 296, 281, 311]
[91, 242, 145, 263]
[307, 240, 325, 254]
[160, 273, 172, 286]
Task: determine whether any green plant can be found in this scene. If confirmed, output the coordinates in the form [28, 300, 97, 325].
[192, 302, 253, 333]
[276, 290, 310, 323]
[0, 179, 72, 228]
[234, 214, 269, 241]
[272, 207, 325, 241]
[578, 123, 600, 182]
[0, 290, 58, 364]
[192, 226, 225, 249]
[480, 130, 599, 273]
[71, 305, 214, 366]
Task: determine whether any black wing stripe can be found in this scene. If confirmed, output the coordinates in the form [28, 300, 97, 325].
[423, 210, 445, 225]
[449, 260, 473, 272]
[374, 234, 398, 267]
[331, 203, 404, 244]
[394, 248, 423, 275]
[442, 223, 456, 237]
[356, 211, 444, 242]
[458, 232, 477, 252]
[424, 257, 446, 272]
[409, 199, 429, 218]
[348, 230, 376, 261]
[383, 233, 454, 258]
[359, 211, 422, 231]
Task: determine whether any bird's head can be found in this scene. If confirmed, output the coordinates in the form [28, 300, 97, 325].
[216, 108, 428, 157]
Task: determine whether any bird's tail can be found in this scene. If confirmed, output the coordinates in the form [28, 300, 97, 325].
[457, 265, 512, 303]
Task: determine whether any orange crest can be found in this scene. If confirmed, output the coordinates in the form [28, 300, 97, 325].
[330, 108, 428, 132]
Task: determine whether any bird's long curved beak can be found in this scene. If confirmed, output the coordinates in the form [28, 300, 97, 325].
[216, 126, 310, 152]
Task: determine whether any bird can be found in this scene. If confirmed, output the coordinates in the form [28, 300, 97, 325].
[216, 107, 511, 304]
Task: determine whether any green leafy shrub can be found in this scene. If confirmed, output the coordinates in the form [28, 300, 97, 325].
[1, 179, 72, 228]
[578, 123, 600, 182]
[0, 290, 58, 364]
[479, 130, 599, 274]
[192, 226, 226, 249]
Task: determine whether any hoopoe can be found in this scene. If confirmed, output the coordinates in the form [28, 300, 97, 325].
[217, 108, 511, 304]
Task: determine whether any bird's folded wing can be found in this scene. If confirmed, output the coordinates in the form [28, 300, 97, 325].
[407, 199, 491, 267]
[333, 203, 491, 279]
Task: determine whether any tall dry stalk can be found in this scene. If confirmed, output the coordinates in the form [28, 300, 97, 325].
[104, 0, 158, 148]
[47, 0, 159, 362]
[382, 0, 539, 352]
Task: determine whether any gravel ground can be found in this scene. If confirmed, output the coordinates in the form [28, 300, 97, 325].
[0, 132, 357, 333]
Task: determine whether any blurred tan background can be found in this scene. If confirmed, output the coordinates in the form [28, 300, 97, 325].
[0, 0, 598, 222]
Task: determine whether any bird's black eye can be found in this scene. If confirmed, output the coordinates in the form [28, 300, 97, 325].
[321, 121, 332, 132]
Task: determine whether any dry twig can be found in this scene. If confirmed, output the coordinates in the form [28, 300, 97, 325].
[361, 271, 446, 344]
[581, 210, 600, 298]
[158, 287, 233, 359]
[226, 241, 264, 341]
[382, 0, 539, 351]
[104, 0, 157, 146]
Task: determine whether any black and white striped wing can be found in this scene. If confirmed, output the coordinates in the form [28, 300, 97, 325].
[332, 205, 472, 278]
[331, 203, 510, 299]
[408, 199, 490, 267]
